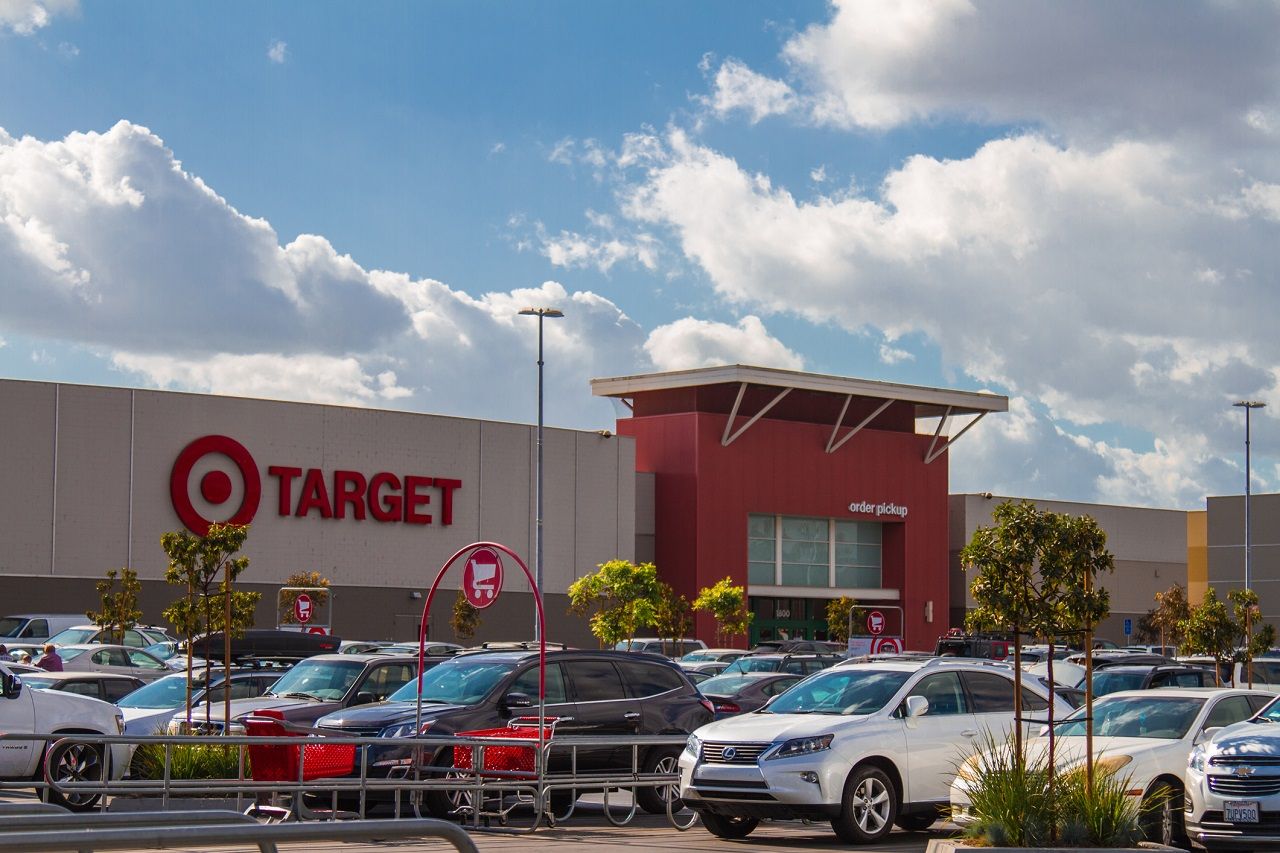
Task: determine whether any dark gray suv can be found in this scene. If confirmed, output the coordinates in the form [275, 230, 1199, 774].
[317, 648, 714, 816]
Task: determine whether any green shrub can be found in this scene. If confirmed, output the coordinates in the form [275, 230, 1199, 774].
[130, 739, 246, 780]
[1055, 764, 1144, 847]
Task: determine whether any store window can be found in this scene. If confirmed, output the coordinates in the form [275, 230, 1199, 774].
[747, 515, 885, 590]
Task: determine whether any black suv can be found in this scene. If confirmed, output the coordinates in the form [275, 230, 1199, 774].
[1090, 664, 1216, 696]
[317, 649, 713, 816]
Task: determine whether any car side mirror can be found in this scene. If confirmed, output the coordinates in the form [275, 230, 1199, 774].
[904, 695, 929, 718]
[351, 692, 376, 706]
[1, 672, 22, 700]
[1037, 724, 1050, 737]
[503, 692, 534, 709]
[1196, 726, 1222, 745]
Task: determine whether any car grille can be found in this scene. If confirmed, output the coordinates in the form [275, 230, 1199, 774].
[701, 742, 770, 764]
[322, 725, 383, 738]
[1211, 755, 1280, 766]
[1208, 775, 1280, 797]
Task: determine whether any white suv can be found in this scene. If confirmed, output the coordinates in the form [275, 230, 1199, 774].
[0, 661, 127, 810]
[1186, 694, 1280, 850]
[678, 657, 1070, 843]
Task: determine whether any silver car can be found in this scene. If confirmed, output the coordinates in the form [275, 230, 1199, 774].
[1187, 695, 1280, 850]
[56, 644, 172, 682]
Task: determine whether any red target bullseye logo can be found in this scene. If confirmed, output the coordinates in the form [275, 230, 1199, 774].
[170, 435, 262, 535]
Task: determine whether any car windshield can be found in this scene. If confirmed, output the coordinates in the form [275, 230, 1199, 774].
[388, 660, 516, 704]
[724, 658, 780, 674]
[1055, 695, 1205, 739]
[0, 618, 27, 637]
[265, 660, 364, 701]
[48, 628, 97, 646]
[57, 646, 90, 661]
[20, 674, 56, 689]
[1092, 671, 1148, 696]
[119, 675, 199, 708]
[681, 652, 716, 662]
[766, 668, 910, 715]
[698, 674, 763, 695]
[143, 642, 176, 659]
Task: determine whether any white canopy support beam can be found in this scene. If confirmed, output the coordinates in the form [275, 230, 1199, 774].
[721, 384, 792, 446]
[924, 410, 987, 464]
[924, 407, 952, 464]
[826, 398, 894, 454]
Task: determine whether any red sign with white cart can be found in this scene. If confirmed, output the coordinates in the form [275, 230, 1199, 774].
[866, 610, 886, 635]
[293, 593, 313, 624]
[462, 547, 504, 609]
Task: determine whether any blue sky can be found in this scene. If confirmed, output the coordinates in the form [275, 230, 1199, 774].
[2, 1, 1280, 510]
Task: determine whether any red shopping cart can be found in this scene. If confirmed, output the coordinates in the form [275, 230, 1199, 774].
[453, 716, 562, 779]
[243, 709, 357, 820]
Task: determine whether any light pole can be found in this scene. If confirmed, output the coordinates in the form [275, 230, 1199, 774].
[520, 307, 564, 642]
[1234, 401, 1267, 593]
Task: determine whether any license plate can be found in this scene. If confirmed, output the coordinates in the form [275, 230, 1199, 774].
[1225, 800, 1259, 824]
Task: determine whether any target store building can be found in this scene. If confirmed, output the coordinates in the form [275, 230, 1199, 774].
[0, 367, 1005, 649]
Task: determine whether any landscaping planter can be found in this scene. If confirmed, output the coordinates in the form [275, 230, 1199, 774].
[928, 840, 1180, 853]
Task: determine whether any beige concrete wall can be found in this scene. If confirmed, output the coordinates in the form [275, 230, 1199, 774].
[0, 380, 635, 637]
[948, 493, 1189, 642]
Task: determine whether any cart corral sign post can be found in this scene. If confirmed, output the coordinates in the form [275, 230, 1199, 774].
[847, 605, 904, 657]
[276, 586, 332, 635]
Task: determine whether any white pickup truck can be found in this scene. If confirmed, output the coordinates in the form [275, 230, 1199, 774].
[0, 661, 127, 810]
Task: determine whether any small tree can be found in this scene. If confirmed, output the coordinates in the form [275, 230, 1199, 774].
[1131, 609, 1159, 645]
[567, 559, 661, 648]
[650, 582, 693, 656]
[278, 570, 330, 626]
[450, 589, 480, 641]
[692, 578, 752, 647]
[86, 567, 143, 645]
[1181, 588, 1236, 685]
[1152, 584, 1190, 654]
[161, 523, 260, 728]
[1230, 588, 1276, 688]
[825, 596, 858, 643]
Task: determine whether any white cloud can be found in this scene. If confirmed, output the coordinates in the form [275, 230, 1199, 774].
[0, 0, 75, 35]
[702, 58, 796, 124]
[267, 39, 287, 64]
[774, 0, 1280, 146]
[878, 343, 912, 365]
[0, 122, 652, 428]
[644, 316, 804, 372]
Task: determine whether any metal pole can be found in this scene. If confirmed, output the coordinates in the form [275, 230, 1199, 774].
[1246, 404, 1253, 594]
[535, 313, 545, 642]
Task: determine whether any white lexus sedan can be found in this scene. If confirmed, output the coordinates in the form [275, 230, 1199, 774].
[951, 688, 1271, 847]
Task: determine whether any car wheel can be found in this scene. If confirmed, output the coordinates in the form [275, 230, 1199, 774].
[831, 764, 897, 844]
[635, 748, 684, 815]
[423, 748, 469, 819]
[896, 809, 938, 832]
[41, 740, 105, 812]
[1141, 781, 1188, 848]
[701, 812, 759, 839]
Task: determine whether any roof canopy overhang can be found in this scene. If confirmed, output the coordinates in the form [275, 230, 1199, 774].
[591, 364, 1008, 463]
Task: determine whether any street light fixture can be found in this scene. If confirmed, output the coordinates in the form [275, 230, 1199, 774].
[519, 307, 564, 642]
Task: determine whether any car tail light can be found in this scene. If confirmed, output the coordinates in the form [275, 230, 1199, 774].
[699, 698, 715, 716]
[714, 701, 741, 715]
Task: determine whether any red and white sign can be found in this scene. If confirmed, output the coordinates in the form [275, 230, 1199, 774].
[307, 626, 328, 635]
[871, 637, 902, 654]
[866, 610, 886, 636]
[293, 593, 313, 624]
[462, 547, 504, 609]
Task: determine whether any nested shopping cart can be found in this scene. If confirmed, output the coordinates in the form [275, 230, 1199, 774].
[450, 716, 566, 825]
[243, 709, 357, 820]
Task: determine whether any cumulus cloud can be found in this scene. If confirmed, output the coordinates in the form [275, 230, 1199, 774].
[701, 57, 796, 123]
[644, 316, 804, 372]
[0, 0, 75, 35]
[267, 39, 287, 64]
[0, 122, 651, 427]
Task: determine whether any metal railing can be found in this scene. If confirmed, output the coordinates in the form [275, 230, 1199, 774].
[0, 815, 477, 853]
[1, 728, 697, 833]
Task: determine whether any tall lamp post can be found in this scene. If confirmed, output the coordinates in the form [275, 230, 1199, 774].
[1234, 399, 1266, 688]
[520, 307, 564, 642]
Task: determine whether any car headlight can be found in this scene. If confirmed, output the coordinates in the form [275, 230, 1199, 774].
[1189, 745, 1206, 772]
[684, 732, 702, 758]
[115, 713, 125, 735]
[766, 733, 834, 760]
[957, 753, 983, 783]
[380, 720, 432, 739]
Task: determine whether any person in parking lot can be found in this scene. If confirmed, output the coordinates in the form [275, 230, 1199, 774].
[35, 643, 63, 671]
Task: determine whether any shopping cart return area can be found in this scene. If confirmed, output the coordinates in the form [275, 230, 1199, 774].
[0, 715, 695, 834]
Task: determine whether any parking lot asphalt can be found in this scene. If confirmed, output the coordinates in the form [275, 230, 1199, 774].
[0, 792, 958, 852]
